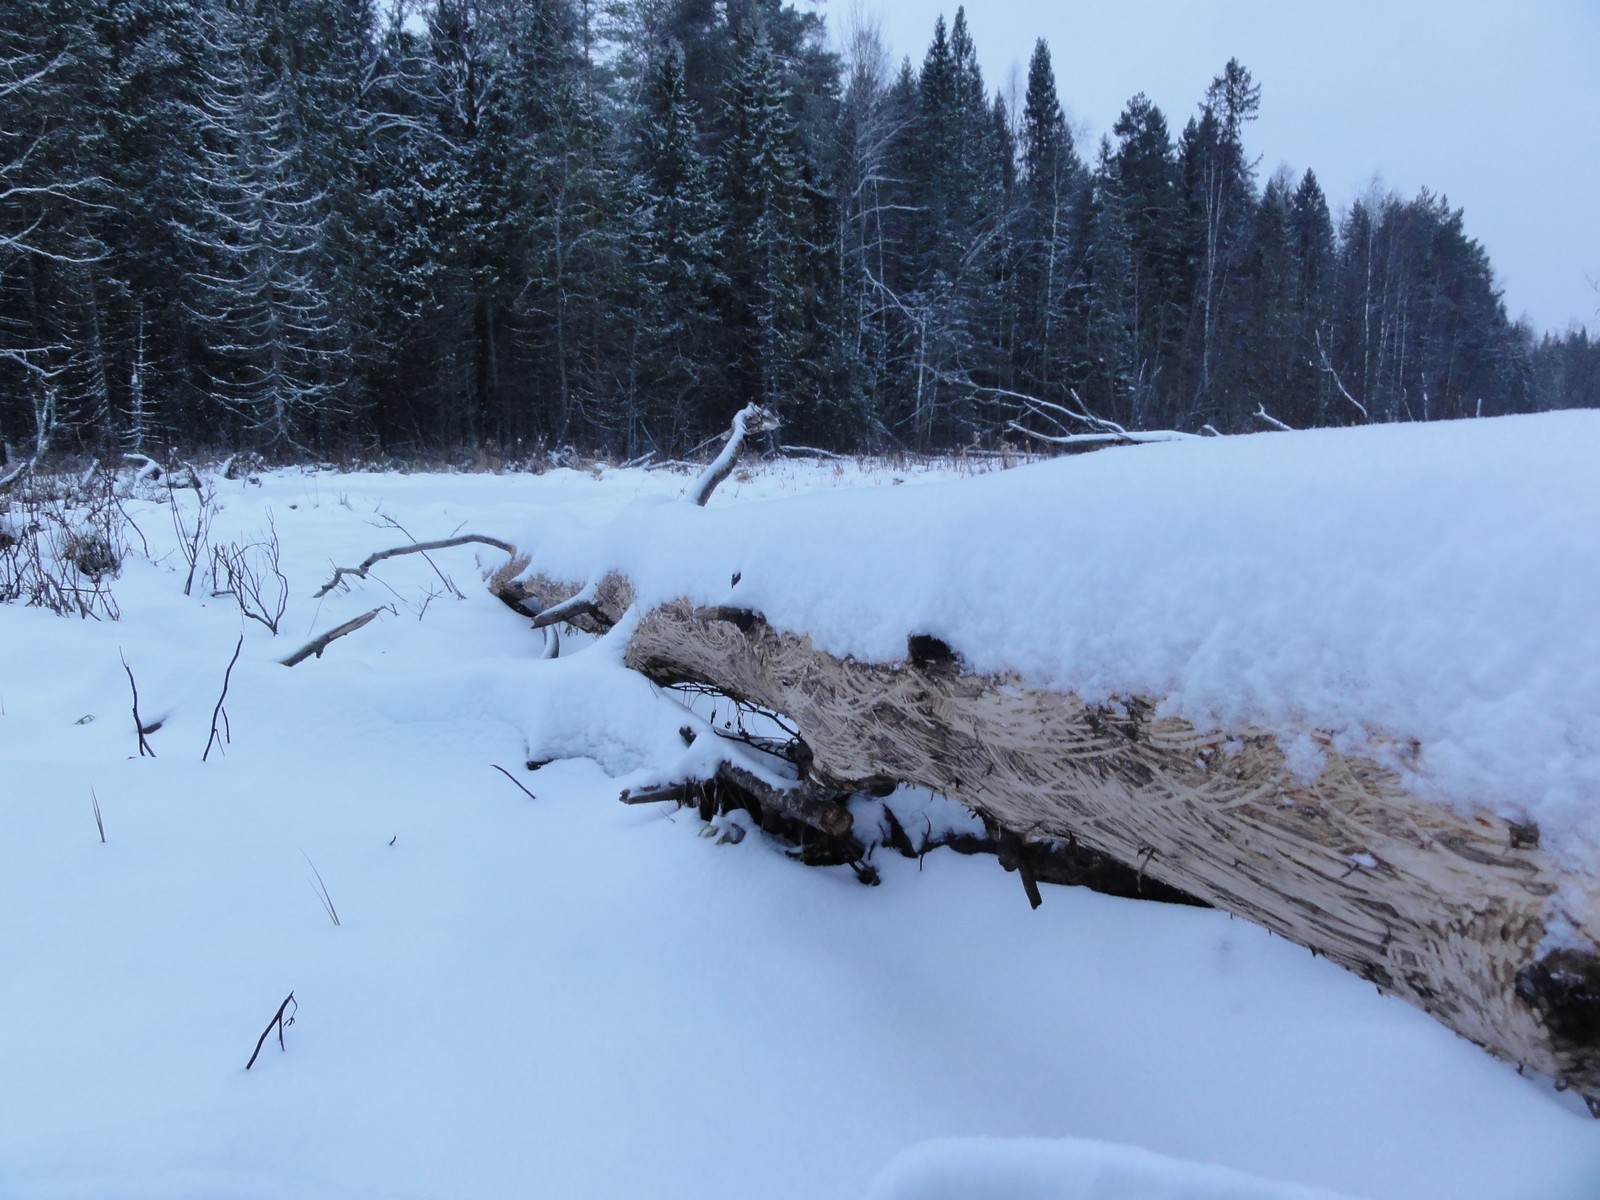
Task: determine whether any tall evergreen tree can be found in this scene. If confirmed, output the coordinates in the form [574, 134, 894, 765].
[1015, 38, 1084, 409]
[1178, 57, 1259, 427]
[720, 19, 813, 418]
[0, 0, 115, 452]
[627, 37, 727, 451]
[171, 0, 348, 449]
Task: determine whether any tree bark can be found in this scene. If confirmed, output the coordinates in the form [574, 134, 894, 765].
[500, 568, 1600, 1101]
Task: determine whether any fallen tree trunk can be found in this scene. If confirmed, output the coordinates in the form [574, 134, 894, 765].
[498, 569, 1600, 1102]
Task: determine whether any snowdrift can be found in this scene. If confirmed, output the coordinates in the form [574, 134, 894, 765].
[864, 1137, 1363, 1200]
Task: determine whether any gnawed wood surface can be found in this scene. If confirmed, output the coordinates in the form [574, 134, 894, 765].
[501, 570, 1600, 1100]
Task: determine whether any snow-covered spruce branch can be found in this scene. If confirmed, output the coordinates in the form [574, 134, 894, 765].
[314, 535, 517, 599]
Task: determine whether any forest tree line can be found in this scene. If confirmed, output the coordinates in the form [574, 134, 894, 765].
[3, 0, 1597, 461]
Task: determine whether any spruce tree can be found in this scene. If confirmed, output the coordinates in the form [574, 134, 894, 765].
[720, 19, 813, 421]
[1178, 57, 1259, 428]
[171, 0, 347, 450]
[628, 38, 727, 450]
[1015, 38, 1084, 410]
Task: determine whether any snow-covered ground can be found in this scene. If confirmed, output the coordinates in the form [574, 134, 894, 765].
[3, 423, 1599, 1200]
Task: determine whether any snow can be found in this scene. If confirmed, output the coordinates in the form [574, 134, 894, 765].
[864, 1137, 1362, 1200]
[514, 412, 1600, 862]
[3, 422, 1600, 1200]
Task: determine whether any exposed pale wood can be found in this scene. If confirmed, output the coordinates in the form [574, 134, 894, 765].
[502, 569, 1600, 1099]
[686, 403, 780, 506]
[280, 607, 383, 666]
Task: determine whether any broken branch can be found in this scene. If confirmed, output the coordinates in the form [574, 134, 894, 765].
[315, 535, 515, 598]
[686, 403, 780, 507]
[280, 607, 384, 667]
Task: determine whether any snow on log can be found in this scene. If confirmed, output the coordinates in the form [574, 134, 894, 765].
[489, 411, 1600, 1099]
[504, 569, 1600, 1098]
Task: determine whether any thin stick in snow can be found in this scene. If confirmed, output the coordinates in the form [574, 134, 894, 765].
[279, 607, 384, 667]
[120, 650, 155, 757]
[491, 763, 537, 801]
[244, 992, 297, 1070]
[203, 635, 244, 761]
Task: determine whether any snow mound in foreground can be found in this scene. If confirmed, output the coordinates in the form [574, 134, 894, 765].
[865, 1137, 1365, 1200]
[517, 412, 1600, 861]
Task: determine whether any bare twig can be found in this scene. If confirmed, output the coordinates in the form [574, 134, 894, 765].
[279, 607, 383, 667]
[203, 635, 244, 761]
[90, 787, 105, 843]
[210, 513, 288, 634]
[120, 650, 154, 757]
[170, 475, 213, 598]
[491, 763, 537, 801]
[314, 534, 515, 598]
[245, 992, 297, 1070]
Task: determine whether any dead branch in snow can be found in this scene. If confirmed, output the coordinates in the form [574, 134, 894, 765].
[314, 534, 516, 598]
[491, 763, 537, 801]
[685, 403, 780, 506]
[496, 405, 774, 634]
[529, 579, 600, 629]
[120, 650, 156, 756]
[280, 607, 384, 667]
[1004, 389, 1204, 449]
[244, 992, 297, 1070]
[1253, 405, 1295, 432]
[203, 635, 243, 761]
[1315, 329, 1371, 422]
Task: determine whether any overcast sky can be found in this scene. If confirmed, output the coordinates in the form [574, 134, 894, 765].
[826, 0, 1600, 335]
